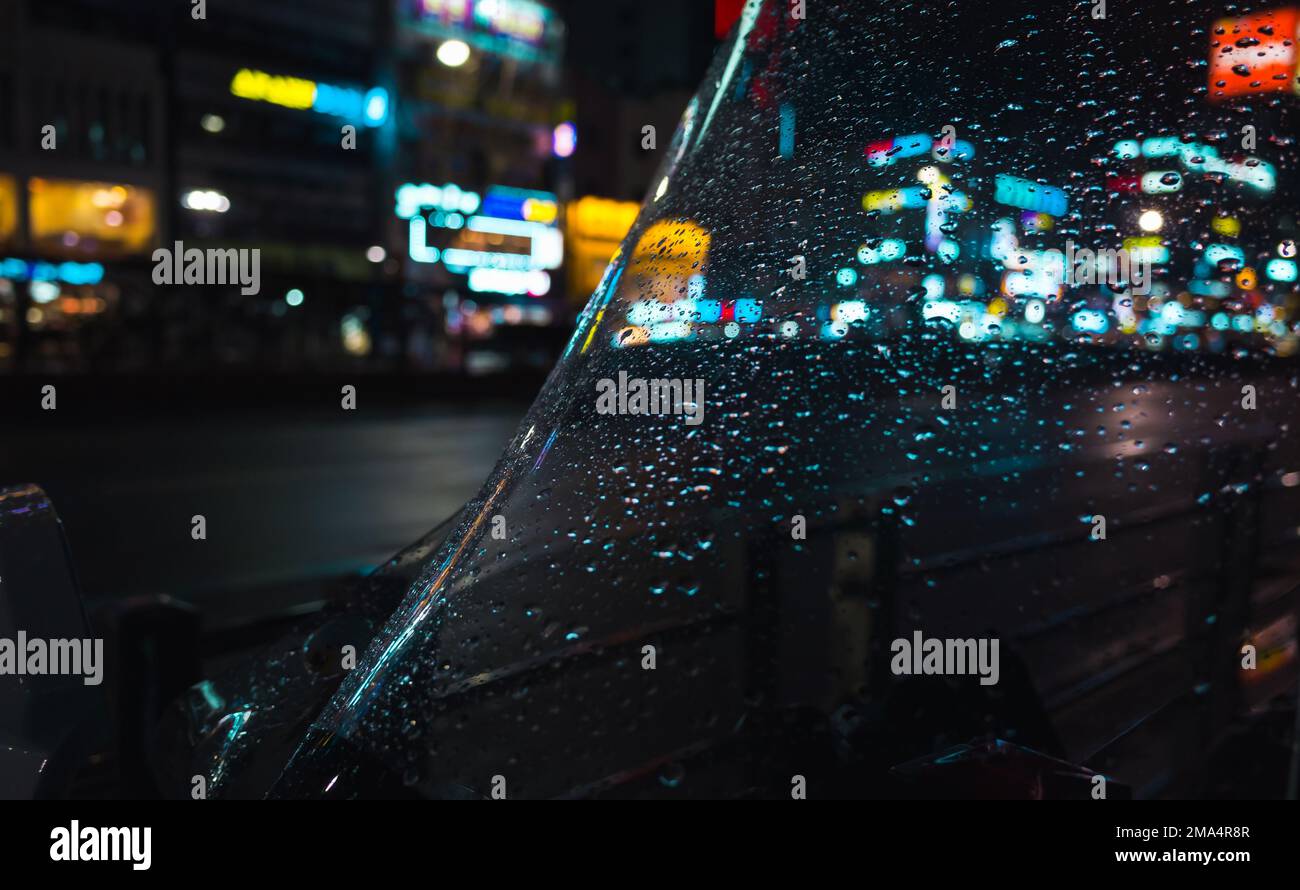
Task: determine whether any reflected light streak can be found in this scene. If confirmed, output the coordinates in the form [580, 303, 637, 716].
[694, 0, 762, 152]
[340, 475, 512, 720]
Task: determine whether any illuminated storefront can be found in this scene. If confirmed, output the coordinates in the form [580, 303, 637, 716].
[565, 196, 639, 305]
[0, 253, 116, 369]
[394, 0, 568, 371]
[395, 181, 564, 358]
[0, 176, 156, 369]
[27, 178, 157, 257]
[0, 258, 104, 285]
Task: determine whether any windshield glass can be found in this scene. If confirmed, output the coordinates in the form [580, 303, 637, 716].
[286, 0, 1300, 798]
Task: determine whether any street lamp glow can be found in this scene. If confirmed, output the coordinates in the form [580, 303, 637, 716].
[437, 39, 471, 67]
[1138, 209, 1163, 232]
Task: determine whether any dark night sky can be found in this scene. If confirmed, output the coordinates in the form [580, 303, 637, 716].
[553, 0, 715, 95]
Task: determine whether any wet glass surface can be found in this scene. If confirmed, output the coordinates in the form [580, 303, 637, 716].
[198, 0, 1300, 798]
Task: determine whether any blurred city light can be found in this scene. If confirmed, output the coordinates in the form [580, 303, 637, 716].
[230, 68, 389, 127]
[437, 39, 471, 67]
[28, 178, 156, 256]
[1138, 210, 1164, 232]
[552, 121, 577, 158]
[181, 189, 231, 213]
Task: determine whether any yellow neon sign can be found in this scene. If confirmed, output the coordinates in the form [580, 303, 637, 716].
[230, 68, 318, 111]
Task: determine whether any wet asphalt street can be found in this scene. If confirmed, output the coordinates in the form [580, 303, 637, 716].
[1, 402, 525, 618]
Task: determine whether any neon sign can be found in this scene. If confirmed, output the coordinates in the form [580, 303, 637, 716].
[1072, 309, 1110, 334]
[468, 267, 551, 296]
[411, 0, 561, 66]
[1208, 8, 1299, 101]
[1140, 171, 1182, 194]
[866, 133, 974, 168]
[395, 183, 482, 218]
[1123, 236, 1170, 265]
[478, 186, 558, 224]
[0, 257, 105, 285]
[421, 0, 548, 43]
[993, 174, 1068, 217]
[857, 239, 906, 264]
[230, 68, 389, 127]
[863, 188, 927, 213]
[398, 182, 563, 285]
[1116, 137, 1277, 192]
[1002, 253, 1064, 299]
[1267, 259, 1298, 283]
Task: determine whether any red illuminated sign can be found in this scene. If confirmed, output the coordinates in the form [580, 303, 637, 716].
[1208, 7, 1300, 100]
[715, 0, 746, 39]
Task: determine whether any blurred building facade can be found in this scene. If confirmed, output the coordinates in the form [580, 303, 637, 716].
[0, 0, 711, 376]
[0, 0, 166, 372]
